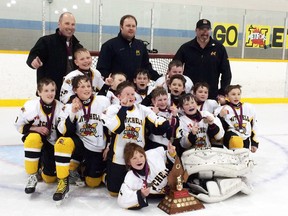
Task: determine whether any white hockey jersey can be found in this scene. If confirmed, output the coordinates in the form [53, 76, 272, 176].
[147, 107, 180, 147]
[179, 111, 224, 149]
[214, 103, 259, 142]
[118, 147, 173, 209]
[57, 95, 110, 152]
[101, 104, 169, 165]
[14, 98, 63, 145]
[60, 68, 104, 104]
[197, 99, 219, 114]
[134, 86, 154, 104]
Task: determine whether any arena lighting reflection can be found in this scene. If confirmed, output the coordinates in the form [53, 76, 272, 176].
[6, 0, 16, 7]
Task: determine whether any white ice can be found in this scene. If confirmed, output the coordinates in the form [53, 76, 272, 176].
[1, 104, 288, 216]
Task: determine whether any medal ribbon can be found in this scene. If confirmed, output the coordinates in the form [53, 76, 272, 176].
[43, 101, 56, 132]
[229, 103, 243, 132]
[82, 103, 92, 125]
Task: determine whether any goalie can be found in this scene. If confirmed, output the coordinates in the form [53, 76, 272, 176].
[181, 147, 254, 203]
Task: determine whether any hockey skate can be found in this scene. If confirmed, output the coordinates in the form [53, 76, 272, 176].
[53, 177, 69, 204]
[69, 170, 85, 187]
[25, 174, 38, 194]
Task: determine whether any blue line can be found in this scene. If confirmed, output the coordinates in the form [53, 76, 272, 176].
[0, 18, 194, 38]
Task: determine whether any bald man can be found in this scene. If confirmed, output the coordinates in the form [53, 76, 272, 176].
[27, 12, 83, 99]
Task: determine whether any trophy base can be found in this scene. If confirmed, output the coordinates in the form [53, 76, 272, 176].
[158, 189, 204, 215]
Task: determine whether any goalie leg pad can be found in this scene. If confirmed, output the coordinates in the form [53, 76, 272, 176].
[193, 178, 252, 203]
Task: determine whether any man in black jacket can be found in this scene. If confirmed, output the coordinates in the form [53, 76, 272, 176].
[174, 19, 231, 100]
[96, 14, 160, 82]
[26, 12, 83, 100]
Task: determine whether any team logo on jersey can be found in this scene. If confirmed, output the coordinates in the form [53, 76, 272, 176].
[210, 51, 217, 56]
[136, 50, 140, 56]
[195, 136, 206, 148]
[123, 126, 140, 140]
[234, 123, 247, 134]
[80, 123, 98, 136]
[21, 107, 26, 112]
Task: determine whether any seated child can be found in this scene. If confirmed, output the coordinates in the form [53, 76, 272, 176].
[133, 68, 154, 104]
[53, 75, 110, 202]
[14, 78, 63, 194]
[117, 142, 176, 209]
[192, 82, 219, 114]
[178, 93, 224, 155]
[60, 47, 105, 104]
[101, 81, 171, 196]
[154, 59, 193, 93]
[214, 84, 259, 152]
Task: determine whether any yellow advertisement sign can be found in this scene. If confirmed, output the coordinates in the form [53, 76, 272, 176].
[213, 23, 239, 47]
[245, 25, 271, 48]
[271, 26, 288, 49]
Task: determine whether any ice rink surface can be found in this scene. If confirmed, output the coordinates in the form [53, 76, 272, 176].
[1, 104, 288, 216]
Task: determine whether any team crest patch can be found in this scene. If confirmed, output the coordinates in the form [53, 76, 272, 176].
[80, 123, 98, 136]
[195, 136, 206, 148]
[123, 126, 140, 140]
[136, 50, 140, 56]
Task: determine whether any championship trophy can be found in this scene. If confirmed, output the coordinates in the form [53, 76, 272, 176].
[158, 156, 204, 214]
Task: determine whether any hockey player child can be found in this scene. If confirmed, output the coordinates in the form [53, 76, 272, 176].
[60, 47, 105, 104]
[145, 86, 180, 151]
[167, 74, 186, 108]
[101, 81, 171, 196]
[192, 82, 219, 114]
[178, 93, 224, 155]
[53, 75, 110, 202]
[154, 59, 193, 93]
[14, 78, 63, 194]
[214, 84, 259, 153]
[117, 142, 176, 209]
[97, 71, 127, 104]
[133, 68, 154, 104]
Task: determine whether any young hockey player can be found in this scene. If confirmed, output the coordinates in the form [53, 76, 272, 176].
[97, 72, 127, 104]
[53, 75, 110, 202]
[101, 81, 171, 196]
[133, 68, 154, 104]
[60, 48, 105, 104]
[192, 82, 219, 114]
[168, 74, 186, 108]
[214, 84, 259, 152]
[154, 59, 193, 93]
[117, 142, 176, 209]
[145, 86, 180, 151]
[178, 93, 224, 155]
[14, 78, 63, 194]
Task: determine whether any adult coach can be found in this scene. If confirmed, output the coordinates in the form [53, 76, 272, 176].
[173, 19, 231, 100]
[26, 12, 83, 100]
[96, 14, 160, 82]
